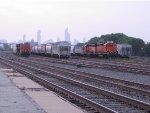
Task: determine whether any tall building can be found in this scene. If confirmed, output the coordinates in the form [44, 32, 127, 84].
[37, 30, 41, 44]
[57, 37, 60, 42]
[83, 37, 86, 43]
[23, 34, 26, 42]
[64, 28, 70, 43]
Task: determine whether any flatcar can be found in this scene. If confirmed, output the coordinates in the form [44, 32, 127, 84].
[13, 42, 31, 56]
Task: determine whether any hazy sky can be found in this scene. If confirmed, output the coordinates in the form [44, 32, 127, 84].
[0, 0, 150, 43]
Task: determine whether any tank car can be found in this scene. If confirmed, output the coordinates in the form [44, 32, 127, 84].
[51, 41, 71, 58]
[13, 43, 17, 54]
[45, 43, 52, 56]
[31, 46, 37, 54]
[70, 45, 75, 56]
[40, 44, 46, 55]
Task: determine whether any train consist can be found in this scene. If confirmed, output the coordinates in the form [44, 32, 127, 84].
[13, 41, 132, 58]
[13, 42, 31, 56]
[72, 42, 132, 57]
[32, 41, 71, 58]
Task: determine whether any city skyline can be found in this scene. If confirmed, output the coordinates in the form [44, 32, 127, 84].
[0, 0, 150, 43]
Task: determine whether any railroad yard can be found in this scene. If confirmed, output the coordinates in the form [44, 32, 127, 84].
[0, 51, 150, 113]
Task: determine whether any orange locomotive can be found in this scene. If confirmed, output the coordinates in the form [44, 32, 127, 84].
[84, 41, 118, 57]
[16, 42, 31, 56]
[84, 44, 96, 56]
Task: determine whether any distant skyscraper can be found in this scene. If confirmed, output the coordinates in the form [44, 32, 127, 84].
[57, 37, 60, 42]
[83, 37, 86, 43]
[23, 34, 26, 42]
[64, 28, 70, 43]
[37, 30, 41, 44]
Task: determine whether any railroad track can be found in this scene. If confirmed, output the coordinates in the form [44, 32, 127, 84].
[3, 54, 150, 97]
[70, 56, 150, 66]
[29, 55, 150, 75]
[11, 56, 150, 94]
[71, 56, 150, 69]
[0, 56, 150, 113]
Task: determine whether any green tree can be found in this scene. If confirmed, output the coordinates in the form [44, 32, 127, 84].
[128, 38, 145, 55]
[144, 43, 150, 56]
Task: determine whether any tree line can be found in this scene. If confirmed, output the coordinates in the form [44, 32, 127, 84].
[87, 33, 150, 56]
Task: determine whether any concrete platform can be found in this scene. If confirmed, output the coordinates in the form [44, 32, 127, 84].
[0, 70, 45, 113]
[0, 68, 86, 113]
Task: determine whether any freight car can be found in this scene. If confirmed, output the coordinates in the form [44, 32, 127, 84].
[45, 43, 52, 56]
[117, 44, 132, 57]
[40, 44, 46, 55]
[74, 43, 85, 56]
[51, 41, 71, 58]
[13, 42, 31, 56]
